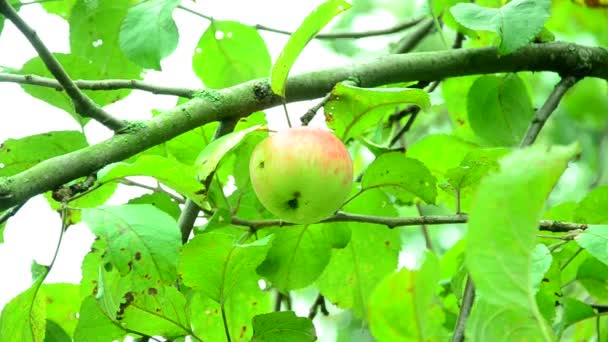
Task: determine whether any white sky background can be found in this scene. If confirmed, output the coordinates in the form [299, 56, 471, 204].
[0, 0, 408, 339]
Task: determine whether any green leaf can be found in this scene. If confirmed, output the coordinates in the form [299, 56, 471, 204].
[40, 283, 80, 337]
[444, 148, 508, 191]
[19, 53, 136, 126]
[576, 226, 608, 267]
[118, 286, 191, 338]
[44, 182, 118, 224]
[576, 256, 608, 301]
[466, 74, 534, 146]
[535, 259, 560, 324]
[406, 134, 477, 177]
[361, 152, 437, 204]
[531, 244, 552, 294]
[195, 125, 262, 186]
[44, 320, 71, 342]
[450, 0, 551, 54]
[442, 75, 480, 141]
[179, 232, 273, 303]
[0, 278, 46, 342]
[559, 298, 596, 329]
[543, 201, 577, 221]
[119, 0, 180, 70]
[466, 301, 547, 341]
[69, 0, 142, 94]
[41, 0, 76, 19]
[0, 131, 87, 177]
[368, 252, 448, 341]
[257, 222, 351, 291]
[189, 277, 272, 342]
[251, 311, 316, 342]
[128, 193, 181, 221]
[98, 155, 206, 207]
[465, 143, 580, 341]
[317, 189, 401, 318]
[193, 21, 271, 88]
[73, 296, 125, 342]
[82, 205, 182, 288]
[563, 78, 608, 130]
[270, 0, 351, 96]
[151, 118, 219, 166]
[325, 83, 430, 142]
[574, 186, 608, 224]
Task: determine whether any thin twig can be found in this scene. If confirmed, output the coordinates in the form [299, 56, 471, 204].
[0, 202, 25, 226]
[560, 247, 583, 271]
[178, 4, 424, 40]
[227, 211, 588, 232]
[389, 108, 420, 147]
[387, 79, 441, 146]
[0, 73, 197, 98]
[308, 294, 329, 320]
[452, 32, 465, 49]
[451, 276, 475, 342]
[520, 76, 580, 147]
[0, 0, 126, 132]
[300, 93, 331, 126]
[275, 292, 284, 312]
[393, 18, 436, 54]
[117, 179, 185, 203]
[18, 0, 60, 6]
[416, 203, 434, 251]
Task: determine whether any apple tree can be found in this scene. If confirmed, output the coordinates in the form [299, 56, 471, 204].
[0, 0, 608, 341]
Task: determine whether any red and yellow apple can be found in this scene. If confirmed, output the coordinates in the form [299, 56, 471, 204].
[249, 127, 353, 224]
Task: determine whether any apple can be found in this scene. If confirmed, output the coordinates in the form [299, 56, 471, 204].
[249, 126, 353, 224]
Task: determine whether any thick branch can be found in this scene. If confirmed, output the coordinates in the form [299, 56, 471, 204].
[0, 42, 606, 210]
[228, 211, 587, 233]
[0, 0, 126, 131]
[0, 73, 197, 98]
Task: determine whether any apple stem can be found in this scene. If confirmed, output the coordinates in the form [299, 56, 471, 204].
[282, 101, 293, 128]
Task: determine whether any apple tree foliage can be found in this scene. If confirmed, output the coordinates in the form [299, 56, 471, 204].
[0, 0, 608, 341]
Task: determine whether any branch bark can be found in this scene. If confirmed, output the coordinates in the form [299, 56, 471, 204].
[0, 42, 607, 210]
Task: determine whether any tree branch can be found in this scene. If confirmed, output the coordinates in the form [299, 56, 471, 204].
[393, 18, 436, 54]
[0, 73, 197, 98]
[178, 4, 424, 40]
[0, 202, 26, 226]
[177, 119, 239, 243]
[0, 0, 126, 132]
[451, 276, 475, 342]
[227, 211, 587, 232]
[520, 75, 580, 147]
[0, 42, 606, 210]
[308, 294, 329, 320]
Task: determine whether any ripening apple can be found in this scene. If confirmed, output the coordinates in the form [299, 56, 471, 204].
[249, 126, 353, 224]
